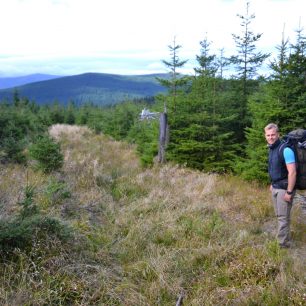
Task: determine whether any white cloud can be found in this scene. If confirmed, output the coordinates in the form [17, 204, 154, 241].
[0, 0, 305, 76]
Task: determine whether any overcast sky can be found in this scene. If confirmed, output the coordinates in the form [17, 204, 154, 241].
[0, 0, 305, 77]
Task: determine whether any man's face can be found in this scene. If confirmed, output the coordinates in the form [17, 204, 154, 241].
[265, 128, 279, 145]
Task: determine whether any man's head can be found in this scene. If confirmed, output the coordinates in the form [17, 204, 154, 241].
[264, 123, 280, 145]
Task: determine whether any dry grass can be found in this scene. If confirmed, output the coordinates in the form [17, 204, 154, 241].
[0, 124, 305, 305]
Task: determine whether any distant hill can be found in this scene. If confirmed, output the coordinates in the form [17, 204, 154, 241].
[0, 74, 62, 90]
[0, 72, 167, 106]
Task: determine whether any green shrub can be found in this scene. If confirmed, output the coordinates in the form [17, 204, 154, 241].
[0, 215, 71, 253]
[0, 103, 47, 164]
[18, 185, 39, 219]
[1, 136, 27, 163]
[29, 136, 64, 173]
[0, 186, 72, 255]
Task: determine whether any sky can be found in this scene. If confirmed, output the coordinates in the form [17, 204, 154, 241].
[0, 0, 305, 77]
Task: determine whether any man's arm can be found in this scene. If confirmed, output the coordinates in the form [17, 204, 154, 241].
[284, 162, 296, 201]
[283, 147, 296, 201]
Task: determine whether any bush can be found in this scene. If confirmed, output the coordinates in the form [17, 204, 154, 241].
[18, 185, 39, 219]
[1, 136, 26, 163]
[0, 215, 72, 253]
[0, 186, 72, 254]
[29, 135, 64, 173]
[0, 103, 47, 164]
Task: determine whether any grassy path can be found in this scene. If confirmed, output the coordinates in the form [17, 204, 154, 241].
[0, 124, 305, 305]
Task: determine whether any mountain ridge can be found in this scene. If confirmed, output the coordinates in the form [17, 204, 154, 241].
[0, 73, 63, 90]
[0, 72, 167, 106]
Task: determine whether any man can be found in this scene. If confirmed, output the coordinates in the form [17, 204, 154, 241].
[264, 123, 296, 248]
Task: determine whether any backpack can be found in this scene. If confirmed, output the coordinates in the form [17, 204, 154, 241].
[280, 129, 306, 190]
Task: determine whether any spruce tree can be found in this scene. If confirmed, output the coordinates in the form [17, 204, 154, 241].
[231, 1, 270, 95]
[194, 36, 218, 77]
[217, 48, 230, 79]
[156, 37, 189, 112]
[230, 1, 270, 143]
[267, 24, 306, 131]
[282, 24, 306, 130]
[165, 37, 239, 172]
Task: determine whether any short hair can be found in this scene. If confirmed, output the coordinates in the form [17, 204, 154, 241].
[264, 123, 279, 133]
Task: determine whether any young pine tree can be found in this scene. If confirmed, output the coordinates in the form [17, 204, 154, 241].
[230, 1, 270, 143]
[156, 37, 189, 112]
[231, 1, 270, 95]
[166, 37, 239, 172]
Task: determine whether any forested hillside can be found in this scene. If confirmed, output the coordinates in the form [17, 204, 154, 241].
[0, 74, 62, 90]
[0, 73, 166, 106]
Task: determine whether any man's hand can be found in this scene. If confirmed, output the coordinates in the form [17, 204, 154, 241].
[284, 192, 293, 202]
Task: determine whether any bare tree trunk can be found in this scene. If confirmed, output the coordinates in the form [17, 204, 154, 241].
[175, 291, 185, 306]
[158, 112, 168, 163]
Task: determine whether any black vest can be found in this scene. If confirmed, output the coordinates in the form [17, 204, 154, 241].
[268, 139, 288, 189]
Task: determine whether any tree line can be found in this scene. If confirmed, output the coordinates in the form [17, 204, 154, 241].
[1, 2, 306, 184]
